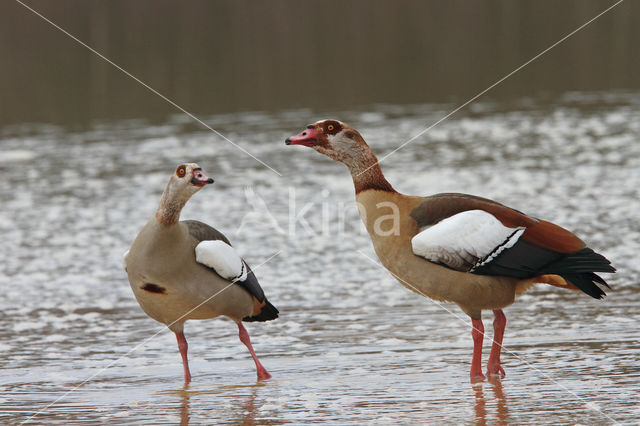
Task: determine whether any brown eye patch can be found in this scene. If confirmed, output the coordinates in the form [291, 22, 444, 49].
[324, 121, 342, 135]
[176, 165, 186, 178]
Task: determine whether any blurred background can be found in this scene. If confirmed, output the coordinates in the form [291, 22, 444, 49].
[1, 0, 639, 127]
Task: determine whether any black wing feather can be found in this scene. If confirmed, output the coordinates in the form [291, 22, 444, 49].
[472, 239, 562, 278]
[237, 262, 265, 302]
[473, 241, 615, 299]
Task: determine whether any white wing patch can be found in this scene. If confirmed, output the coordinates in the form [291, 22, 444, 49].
[411, 210, 525, 271]
[195, 240, 248, 282]
[122, 250, 129, 270]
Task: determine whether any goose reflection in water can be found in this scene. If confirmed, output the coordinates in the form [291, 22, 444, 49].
[180, 386, 190, 426]
[170, 383, 263, 425]
[473, 377, 509, 425]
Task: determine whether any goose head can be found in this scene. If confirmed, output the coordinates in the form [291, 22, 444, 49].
[156, 163, 214, 225]
[285, 120, 372, 169]
[168, 162, 214, 193]
[286, 120, 395, 193]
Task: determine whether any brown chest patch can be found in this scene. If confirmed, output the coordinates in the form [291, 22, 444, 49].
[141, 283, 167, 294]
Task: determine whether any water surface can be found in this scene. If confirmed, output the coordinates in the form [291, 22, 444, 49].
[1, 93, 639, 424]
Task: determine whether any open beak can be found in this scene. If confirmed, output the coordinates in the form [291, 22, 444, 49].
[191, 168, 214, 187]
[285, 126, 317, 147]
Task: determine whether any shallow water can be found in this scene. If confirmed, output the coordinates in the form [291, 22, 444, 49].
[1, 92, 639, 424]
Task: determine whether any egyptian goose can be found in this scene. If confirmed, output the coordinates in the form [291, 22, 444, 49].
[124, 163, 278, 383]
[286, 120, 614, 381]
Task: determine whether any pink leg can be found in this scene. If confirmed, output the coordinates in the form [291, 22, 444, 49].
[487, 309, 506, 377]
[471, 318, 486, 382]
[175, 332, 192, 384]
[237, 322, 272, 380]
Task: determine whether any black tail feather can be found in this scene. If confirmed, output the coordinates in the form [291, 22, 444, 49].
[545, 247, 615, 273]
[243, 299, 279, 322]
[588, 272, 611, 288]
[544, 247, 614, 299]
[562, 273, 607, 299]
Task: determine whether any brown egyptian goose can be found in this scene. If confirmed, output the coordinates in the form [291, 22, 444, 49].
[124, 163, 278, 383]
[286, 120, 614, 381]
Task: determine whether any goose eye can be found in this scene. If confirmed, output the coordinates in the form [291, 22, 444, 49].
[327, 124, 335, 131]
[176, 166, 186, 178]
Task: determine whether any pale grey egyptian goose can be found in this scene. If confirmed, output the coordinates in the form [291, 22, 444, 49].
[286, 120, 614, 381]
[124, 163, 278, 383]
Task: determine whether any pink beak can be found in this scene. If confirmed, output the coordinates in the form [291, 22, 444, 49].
[191, 168, 214, 187]
[285, 126, 317, 146]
